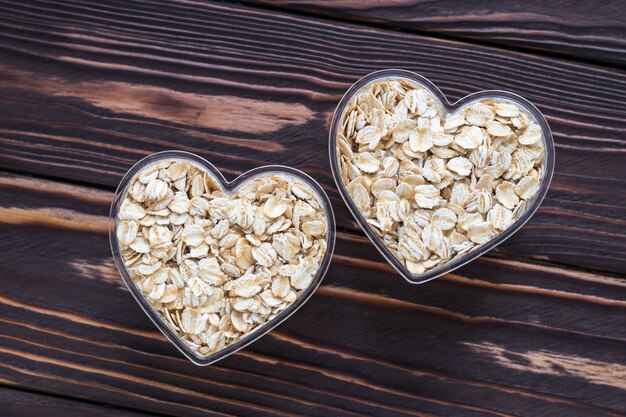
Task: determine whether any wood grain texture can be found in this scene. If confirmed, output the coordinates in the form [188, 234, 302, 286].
[0, 387, 157, 417]
[247, 0, 626, 66]
[1, 1, 625, 416]
[0, 174, 625, 417]
[0, 0, 625, 275]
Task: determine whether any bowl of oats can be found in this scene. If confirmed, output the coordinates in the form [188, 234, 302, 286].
[110, 151, 335, 365]
[330, 69, 554, 284]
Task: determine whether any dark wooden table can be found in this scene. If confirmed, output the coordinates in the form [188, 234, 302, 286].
[1, 1, 625, 416]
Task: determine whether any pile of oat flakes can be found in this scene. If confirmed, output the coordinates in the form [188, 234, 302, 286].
[116, 160, 328, 355]
[336, 79, 544, 275]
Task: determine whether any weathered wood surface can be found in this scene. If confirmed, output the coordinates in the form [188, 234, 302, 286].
[0, 0, 625, 275]
[0, 173, 625, 417]
[1, 387, 156, 417]
[248, 0, 626, 66]
[0, 0, 625, 416]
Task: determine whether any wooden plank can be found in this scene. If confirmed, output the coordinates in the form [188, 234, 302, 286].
[0, 386, 158, 417]
[245, 0, 626, 66]
[0, 0, 624, 276]
[1, 174, 625, 417]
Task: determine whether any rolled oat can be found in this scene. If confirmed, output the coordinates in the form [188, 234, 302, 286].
[117, 160, 328, 355]
[337, 79, 545, 275]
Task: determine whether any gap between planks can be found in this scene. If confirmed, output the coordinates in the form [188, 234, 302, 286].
[0, 383, 170, 417]
[233, 0, 626, 71]
[0, 315, 621, 417]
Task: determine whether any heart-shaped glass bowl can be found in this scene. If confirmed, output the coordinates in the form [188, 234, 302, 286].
[110, 151, 336, 365]
[329, 69, 555, 284]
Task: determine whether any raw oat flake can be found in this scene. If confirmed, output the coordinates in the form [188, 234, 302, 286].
[117, 160, 328, 355]
[337, 79, 544, 275]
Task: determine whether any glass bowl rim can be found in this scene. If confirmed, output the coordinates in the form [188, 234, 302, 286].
[109, 150, 337, 365]
[328, 69, 555, 284]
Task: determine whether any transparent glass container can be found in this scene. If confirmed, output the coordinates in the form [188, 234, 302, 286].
[110, 151, 336, 365]
[329, 69, 555, 284]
